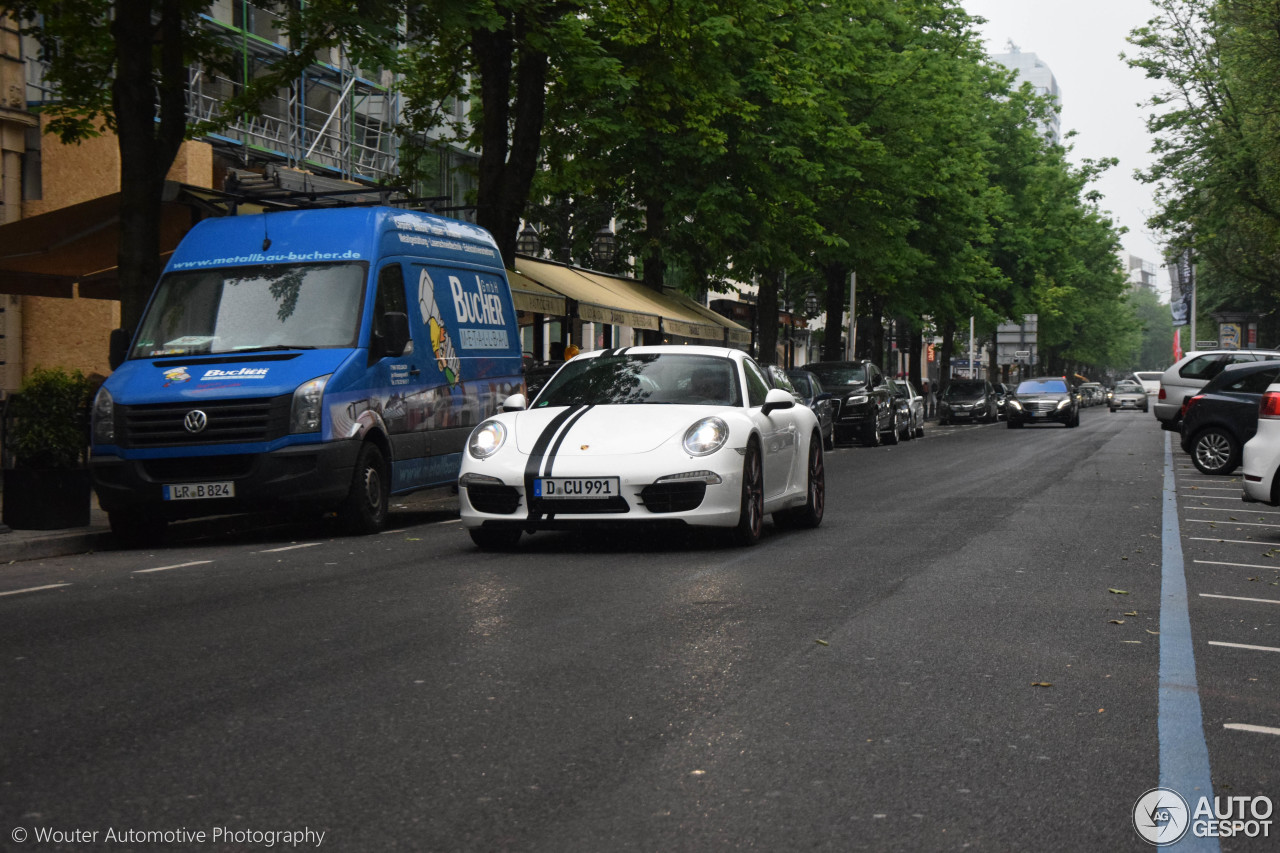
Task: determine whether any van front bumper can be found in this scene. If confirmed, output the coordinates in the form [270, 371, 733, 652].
[91, 441, 360, 518]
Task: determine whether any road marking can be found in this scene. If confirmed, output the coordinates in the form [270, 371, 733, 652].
[1160, 433, 1219, 814]
[0, 583, 71, 597]
[258, 543, 322, 553]
[1208, 641, 1280, 654]
[1185, 506, 1280, 515]
[134, 560, 213, 574]
[1188, 537, 1278, 545]
[379, 528, 408, 535]
[1193, 559, 1280, 570]
[1187, 519, 1280, 528]
[1224, 723, 1280, 736]
[1200, 593, 1280, 605]
[1183, 496, 1246, 501]
[1182, 487, 1245, 492]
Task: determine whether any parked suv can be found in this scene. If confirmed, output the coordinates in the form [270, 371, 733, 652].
[1180, 361, 1280, 475]
[807, 360, 899, 446]
[1155, 350, 1280, 431]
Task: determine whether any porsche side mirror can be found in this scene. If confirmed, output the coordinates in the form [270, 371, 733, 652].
[762, 388, 796, 415]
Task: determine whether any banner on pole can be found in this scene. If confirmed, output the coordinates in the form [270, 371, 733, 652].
[1168, 249, 1194, 327]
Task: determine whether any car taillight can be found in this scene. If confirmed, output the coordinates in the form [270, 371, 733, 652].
[1158, 387, 1167, 400]
[1260, 392, 1280, 419]
[1181, 395, 1202, 417]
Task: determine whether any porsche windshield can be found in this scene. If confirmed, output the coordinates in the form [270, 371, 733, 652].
[534, 354, 742, 407]
[131, 262, 367, 358]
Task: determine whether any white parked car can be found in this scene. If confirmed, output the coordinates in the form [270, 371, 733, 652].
[458, 346, 826, 549]
[1243, 383, 1280, 505]
[1154, 350, 1280, 431]
[1132, 371, 1163, 396]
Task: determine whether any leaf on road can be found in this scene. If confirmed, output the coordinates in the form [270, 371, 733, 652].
[1031, 682, 1052, 687]
[1146, 630, 1160, 635]
[1109, 620, 1125, 624]
[815, 639, 829, 646]
[1125, 611, 1139, 617]
[1109, 588, 1130, 595]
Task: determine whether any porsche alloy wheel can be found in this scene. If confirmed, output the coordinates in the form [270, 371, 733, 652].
[776, 434, 825, 530]
[731, 441, 764, 546]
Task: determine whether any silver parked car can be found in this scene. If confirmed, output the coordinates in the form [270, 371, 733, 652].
[1109, 380, 1148, 413]
[890, 379, 926, 439]
[1154, 350, 1280, 431]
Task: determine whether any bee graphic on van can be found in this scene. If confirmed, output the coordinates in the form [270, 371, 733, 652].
[417, 269, 461, 388]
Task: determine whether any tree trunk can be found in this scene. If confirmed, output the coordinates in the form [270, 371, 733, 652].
[472, 13, 548, 268]
[938, 318, 956, 393]
[821, 263, 848, 361]
[641, 197, 666, 293]
[111, 0, 188, 338]
[755, 270, 781, 365]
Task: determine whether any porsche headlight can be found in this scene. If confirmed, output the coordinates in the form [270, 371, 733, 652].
[683, 417, 728, 456]
[469, 420, 508, 459]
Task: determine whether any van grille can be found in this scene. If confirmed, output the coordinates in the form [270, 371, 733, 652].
[119, 395, 292, 448]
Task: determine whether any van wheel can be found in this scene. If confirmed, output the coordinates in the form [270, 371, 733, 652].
[339, 442, 389, 534]
[109, 510, 167, 548]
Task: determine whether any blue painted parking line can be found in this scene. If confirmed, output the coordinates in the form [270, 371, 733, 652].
[1160, 433, 1220, 851]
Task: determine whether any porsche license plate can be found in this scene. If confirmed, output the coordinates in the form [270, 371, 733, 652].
[533, 477, 619, 499]
[164, 481, 235, 501]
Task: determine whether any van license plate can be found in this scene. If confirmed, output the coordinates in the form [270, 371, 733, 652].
[533, 477, 619, 499]
[164, 482, 235, 501]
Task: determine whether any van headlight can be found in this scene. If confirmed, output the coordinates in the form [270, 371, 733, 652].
[683, 417, 728, 456]
[290, 375, 330, 433]
[469, 420, 508, 459]
[92, 386, 115, 444]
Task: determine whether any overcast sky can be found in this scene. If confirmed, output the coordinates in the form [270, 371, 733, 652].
[962, 0, 1171, 299]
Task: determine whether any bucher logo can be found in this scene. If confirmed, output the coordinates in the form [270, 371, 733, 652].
[449, 274, 506, 327]
[200, 368, 269, 381]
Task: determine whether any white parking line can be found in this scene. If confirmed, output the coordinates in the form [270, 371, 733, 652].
[1194, 559, 1280, 570]
[134, 560, 213, 574]
[1200, 593, 1280, 605]
[1189, 537, 1279, 546]
[258, 543, 322, 553]
[1187, 519, 1280, 528]
[0, 583, 71, 597]
[1209, 641, 1280, 653]
[1185, 506, 1280, 516]
[1224, 723, 1280, 736]
[1182, 487, 1246, 492]
[1184, 496, 1246, 501]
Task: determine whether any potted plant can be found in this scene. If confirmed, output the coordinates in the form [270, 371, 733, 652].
[2, 367, 96, 529]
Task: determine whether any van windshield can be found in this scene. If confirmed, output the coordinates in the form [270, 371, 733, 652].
[131, 262, 368, 358]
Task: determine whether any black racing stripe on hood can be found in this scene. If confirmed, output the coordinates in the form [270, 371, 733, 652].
[542, 405, 595, 479]
[523, 404, 586, 521]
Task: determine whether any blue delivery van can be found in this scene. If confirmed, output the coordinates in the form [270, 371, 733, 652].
[90, 207, 523, 542]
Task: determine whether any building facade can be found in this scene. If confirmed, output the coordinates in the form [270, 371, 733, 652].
[990, 44, 1062, 145]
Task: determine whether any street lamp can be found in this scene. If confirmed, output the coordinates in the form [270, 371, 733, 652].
[591, 224, 617, 268]
[516, 223, 541, 256]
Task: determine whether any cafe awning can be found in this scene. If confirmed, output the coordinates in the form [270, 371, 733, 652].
[514, 257, 749, 343]
[506, 269, 568, 317]
[0, 183, 274, 300]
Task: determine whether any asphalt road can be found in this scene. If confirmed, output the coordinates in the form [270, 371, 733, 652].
[1, 407, 1276, 852]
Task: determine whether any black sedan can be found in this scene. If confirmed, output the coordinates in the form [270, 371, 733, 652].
[1179, 360, 1280, 475]
[807, 360, 900, 447]
[938, 379, 998, 424]
[1005, 376, 1080, 428]
[786, 368, 837, 451]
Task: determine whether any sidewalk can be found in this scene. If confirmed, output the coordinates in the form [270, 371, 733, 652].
[0, 486, 461, 565]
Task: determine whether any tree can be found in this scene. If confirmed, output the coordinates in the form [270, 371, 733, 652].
[13, 0, 403, 340]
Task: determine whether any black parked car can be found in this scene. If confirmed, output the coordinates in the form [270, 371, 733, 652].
[938, 379, 998, 424]
[1005, 376, 1080, 428]
[806, 360, 900, 446]
[786, 368, 837, 451]
[991, 382, 1012, 417]
[1179, 360, 1280, 475]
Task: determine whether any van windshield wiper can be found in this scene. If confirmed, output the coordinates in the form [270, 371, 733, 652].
[225, 345, 318, 353]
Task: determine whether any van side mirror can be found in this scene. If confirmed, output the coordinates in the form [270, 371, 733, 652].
[108, 328, 130, 370]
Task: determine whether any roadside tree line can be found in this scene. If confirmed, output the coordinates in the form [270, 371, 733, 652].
[14, 0, 1160, 378]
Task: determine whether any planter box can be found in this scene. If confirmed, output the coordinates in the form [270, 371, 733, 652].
[2, 468, 92, 529]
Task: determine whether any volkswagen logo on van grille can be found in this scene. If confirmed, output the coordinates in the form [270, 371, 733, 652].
[184, 410, 209, 433]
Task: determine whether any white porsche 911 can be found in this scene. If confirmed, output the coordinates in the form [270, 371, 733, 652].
[458, 346, 826, 549]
